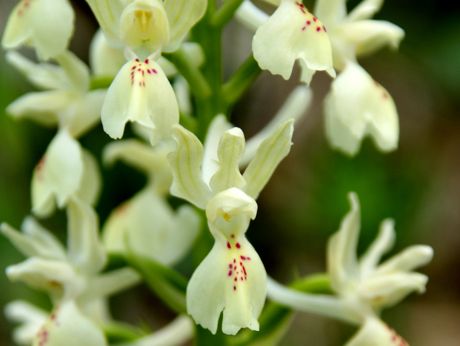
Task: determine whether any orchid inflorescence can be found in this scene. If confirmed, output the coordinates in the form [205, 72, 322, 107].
[1, 0, 431, 345]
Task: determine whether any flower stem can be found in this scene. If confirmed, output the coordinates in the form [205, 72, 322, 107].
[267, 277, 362, 325]
[222, 55, 261, 105]
[211, 0, 245, 27]
[165, 49, 211, 100]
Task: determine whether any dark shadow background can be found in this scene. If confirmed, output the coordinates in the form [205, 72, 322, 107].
[0, 0, 459, 345]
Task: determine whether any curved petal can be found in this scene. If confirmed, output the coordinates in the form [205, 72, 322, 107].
[119, 0, 170, 53]
[33, 301, 107, 346]
[169, 125, 211, 208]
[186, 237, 266, 335]
[2, 0, 75, 60]
[31, 130, 83, 217]
[163, 0, 207, 52]
[243, 119, 294, 199]
[236, 1, 269, 32]
[5, 51, 67, 90]
[101, 57, 179, 142]
[338, 20, 404, 57]
[7, 91, 70, 127]
[327, 192, 361, 292]
[85, 0, 129, 44]
[253, 0, 335, 83]
[6, 258, 82, 298]
[324, 62, 399, 155]
[359, 272, 429, 310]
[347, 0, 384, 22]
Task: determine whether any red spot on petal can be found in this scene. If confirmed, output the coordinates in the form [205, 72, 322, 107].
[227, 241, 231, 249]
[236, 242, 241, 249]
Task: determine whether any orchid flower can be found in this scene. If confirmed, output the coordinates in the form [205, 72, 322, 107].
[245, 0, 335, 84]
[169, 119, 294, 334]
[102, 139, 200, 265]
[85, 0, 207, 141]
[314, 0, 404, 155]
[266, 192, 432, 345]
[2, 0, 74, 60]
[85, 0, 207, 55]
[5, 51, 106, 216]
[1, 199, 140, 339]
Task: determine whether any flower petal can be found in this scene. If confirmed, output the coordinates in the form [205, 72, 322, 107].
[31, 130, 83, 217]
[338, 20, 404, 57]
[359, 219, 395, 276]
[169, 125, 211, 208]
[6, 51, 67, 90]
[186, 236, 266, 335]
[90, 30, 126, 78]
[66, 199, 107, 275]
[7, 91, 70, 127]
[253, 0, 335, 82]
[347, 0, 384, 22]
[163, 0, 207, 52]
[327, 192, 361, 292]
[375, 245, 433, 275]
[2, 0, 75, 60]
[33, 301, 107, 346]
[324, 62, 399, 155]
[243, 119, 293, 199]
[346, 317, 408, 346]
[75, 149, 102, 207]
[85, 0, 127, 44]
[6, 258, 82, 298]
[359, 272, 429, 310]
[5, 301, 48, 346]
[101, 57, 179, 142]
[103, 189, 200, 265]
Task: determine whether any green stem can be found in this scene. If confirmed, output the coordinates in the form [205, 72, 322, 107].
[222, 55, 261, 105]
[211, 0, 245, 27]
[165, 49, 211, 100]
[89, 76, 113, 90]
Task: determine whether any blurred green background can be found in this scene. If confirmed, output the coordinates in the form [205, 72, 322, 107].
[0, 0, 459, 345]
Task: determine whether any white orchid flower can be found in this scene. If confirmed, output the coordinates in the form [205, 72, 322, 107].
[1, 199, 140, 318]
[2, 0, 74, 60]
[6, 50, 105, 138]
[102, 139, 200, 265]
[101, 55, 179, 142]
[33, 300, 107, 346]
[327, 192, 433, 344]
[168, 119, 294, 334]
[314, 0, 404, 155]
[324, 62, 399, 155]
[85, 0, 207, 55]
[266, 192, 432, 345]
[237, 0, 335, 84]
[31, 129, 101, 217]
